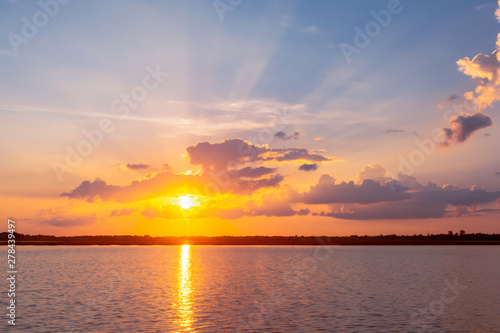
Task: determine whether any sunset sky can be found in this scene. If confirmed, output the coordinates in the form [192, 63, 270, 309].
[1, 0, 500, 236]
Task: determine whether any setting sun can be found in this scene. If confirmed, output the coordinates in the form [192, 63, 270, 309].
[177, 195, 198, 210]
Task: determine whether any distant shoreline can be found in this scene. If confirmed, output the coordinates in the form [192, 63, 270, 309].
[2, 233, 500, 246]
[4, 242, 500, 246]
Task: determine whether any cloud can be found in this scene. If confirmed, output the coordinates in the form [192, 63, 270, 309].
[61, 177, 119, 202]
[439, 2, 500, 143]
[110, 208, 136, 217]
[186, 139, 332, 172]
[298, 25, 318, 34]
[41, 214, 97, 227]
[355, 164, 388, 183]
[212, 189, 304, 219]
[384, 129, 406, 134]
[456, 41, 500, 111]
[232, 166, 277, 178]
[297, 208, 311, 216]
[140, 204, 185, 220]
[496, 172, 500, 175]
[476, 3, 496, 11]
[313, 137, 325, 141]
[279, 13, 295, 28]
[302, 174, 410, 205]
[322, 197, 447, 220]
[441, 112, 492, 145]
[274, 130, 301, 140]
[126, 163, 150, 170]
[61, 168, 287, 201]
[62, 139, 309, 201]
[270, 148, 330, 163]
[384, 129, 420, 136]
[61, 173, 205, 202]
[141, 207, 158, 219]
[307, 171, 500, 220]
[321, 185, 500, 220]
[247, 199, 296, 217]
[232, 174, 284, 194]
[447, 206, 474, 217]
[299, 163, 318, 171]
[186, 139, 266, 171]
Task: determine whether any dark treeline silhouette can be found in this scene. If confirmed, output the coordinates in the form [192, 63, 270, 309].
[1, 232, 500, 245]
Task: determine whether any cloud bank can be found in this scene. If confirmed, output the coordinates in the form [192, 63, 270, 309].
[304, 167, 500, 220]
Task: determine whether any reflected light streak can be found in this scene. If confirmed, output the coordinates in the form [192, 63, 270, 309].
[176, 244, 193, 330]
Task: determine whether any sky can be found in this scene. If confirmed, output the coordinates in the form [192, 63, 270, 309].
[1, 0, 500, 236]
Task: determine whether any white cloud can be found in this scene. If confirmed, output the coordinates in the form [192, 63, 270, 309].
[298, 25, 318, 34]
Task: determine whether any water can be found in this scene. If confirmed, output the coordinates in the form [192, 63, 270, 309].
[6, 245, 500, 332]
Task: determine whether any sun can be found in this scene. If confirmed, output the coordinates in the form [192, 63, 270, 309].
[177, 195, 198, 210]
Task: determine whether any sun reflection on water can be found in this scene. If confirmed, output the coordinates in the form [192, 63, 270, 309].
[176, 244, 193, 330]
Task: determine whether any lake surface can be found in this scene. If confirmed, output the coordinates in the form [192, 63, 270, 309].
[7, 245, 500, 332]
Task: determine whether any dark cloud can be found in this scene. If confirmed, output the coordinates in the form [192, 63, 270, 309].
[302, 175, 410, 204]
[61, 177, 120, 202]
[180, 139, 331, 194]
[274, 130, 301, 140]
[232, 166, 277, 178]
[322, 197, 446, 220]
[126, 163, 150, 170]
[232, 174, 284, 194]
[384, 129, 420, 137]
[310, 175, 500, 220]
[274, 131, 287, 139]
[441, 112, 492, 145]
[297, 208, 311, 216]
[299, 163, 318, 171]
[248, 200, 297, 217]
[186, 139, 264, 171]
[186, 139, 331, 172]
[272, 148, 330, 163]
[41, 214, 97, 227]
[496, 172, 500, 176]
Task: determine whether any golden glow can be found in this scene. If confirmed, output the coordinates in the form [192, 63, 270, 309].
[177, 195, 198, 210]
[176, 244, 193, 329]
